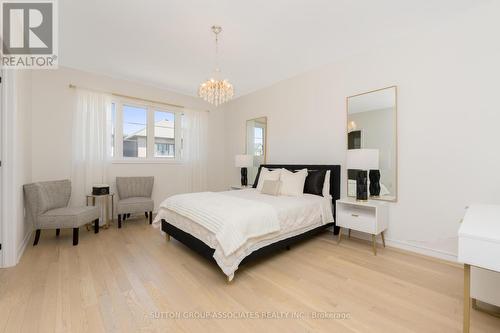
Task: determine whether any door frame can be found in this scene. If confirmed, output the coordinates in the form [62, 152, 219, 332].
[1, 70, 18, 267]
[0, 69, 2, 266]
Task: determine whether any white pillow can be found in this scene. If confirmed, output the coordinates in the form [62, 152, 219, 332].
[260, 180, 281, 196]
[322, 170, 331, 197]
[256, 168, 281, 191]
[280, 168, 308, 196]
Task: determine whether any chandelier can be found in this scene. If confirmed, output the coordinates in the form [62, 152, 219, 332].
[199, 26, 234, 106]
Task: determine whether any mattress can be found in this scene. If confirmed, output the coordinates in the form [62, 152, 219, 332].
[155, 188, 334, 277]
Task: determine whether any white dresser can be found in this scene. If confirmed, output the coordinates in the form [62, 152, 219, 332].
[458, 204, 500, 332]
[336, 197, 389, 255]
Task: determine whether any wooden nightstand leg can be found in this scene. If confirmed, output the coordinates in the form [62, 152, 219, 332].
[348, 229, 351, 238]
[464, 264, 471, 333]
[337, 228, 342, 244]
[381, 231, 386, 247]
[372, 234, 377, 255]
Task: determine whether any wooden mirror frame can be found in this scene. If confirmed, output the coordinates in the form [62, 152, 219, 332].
[346, 86, 398, 202]
[245, 116, 268, 184]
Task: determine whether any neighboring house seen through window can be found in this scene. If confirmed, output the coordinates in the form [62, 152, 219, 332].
[110, 99, 181, 161]
[123, 105, 148, 158]
[154, 110, 175, 157]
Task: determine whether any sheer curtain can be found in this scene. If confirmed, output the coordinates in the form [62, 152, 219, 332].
[71, 89, 112, 207]
[182, 109, 208, 192]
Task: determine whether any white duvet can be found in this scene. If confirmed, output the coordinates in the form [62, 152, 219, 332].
[157, 191, 280, 256]
[153, 189, 334, 278]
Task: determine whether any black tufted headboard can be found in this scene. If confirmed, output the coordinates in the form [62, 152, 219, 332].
[252, 164, 341, 222]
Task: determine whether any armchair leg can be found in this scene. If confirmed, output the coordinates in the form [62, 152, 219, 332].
[127, 213, 131, 218]
[33, 229, 41, 246]
[123, 214, 127, 221]
[94, 219, 99, 234]
[118, 214, 122, 228]
[145, 212, 148, 218]
[149, 211, 153, 224]
[56, 228, 60, 237]
[73, 228, 79, 246]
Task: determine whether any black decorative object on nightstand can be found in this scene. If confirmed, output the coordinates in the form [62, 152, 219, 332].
[241, 167, 248, 186]
[356, 170, 368, 201]
[369, 170, 381, 196]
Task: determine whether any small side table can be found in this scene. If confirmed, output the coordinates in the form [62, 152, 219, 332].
[86, 193, 114, 229]
[335, 197, 389, 255]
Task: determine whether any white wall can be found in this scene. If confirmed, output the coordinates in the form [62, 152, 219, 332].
[31, 67, 226, 211]
[220, 2, 500, 260]
[1, 69, 33, 267]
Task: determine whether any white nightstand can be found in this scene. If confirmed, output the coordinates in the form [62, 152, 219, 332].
[230, 185, 251, 190]
[336, 197, 389, 255]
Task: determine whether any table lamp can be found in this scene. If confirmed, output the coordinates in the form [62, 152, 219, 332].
[235, 154, 254, 186]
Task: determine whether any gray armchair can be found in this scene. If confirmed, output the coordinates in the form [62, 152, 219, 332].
[116, 177, 154, 228]
[24, 179, 100, 246]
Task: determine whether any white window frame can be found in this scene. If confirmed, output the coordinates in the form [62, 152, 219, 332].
[111, 96, 183, 164]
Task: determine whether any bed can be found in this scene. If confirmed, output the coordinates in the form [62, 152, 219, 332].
[155, 164, 341, 282]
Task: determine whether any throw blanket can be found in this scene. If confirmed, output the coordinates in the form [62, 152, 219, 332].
[157, 192, 280, 256]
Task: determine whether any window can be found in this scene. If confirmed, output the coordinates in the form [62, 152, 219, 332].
[154, 110, 175, 157]
[123, 105, 148, 158]
[110, 99, 181, 161]
[155, 143, 175, 156]
[254, 127, 264, 156]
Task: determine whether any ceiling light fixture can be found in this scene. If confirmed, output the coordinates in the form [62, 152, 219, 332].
[198, 25, 234, 106]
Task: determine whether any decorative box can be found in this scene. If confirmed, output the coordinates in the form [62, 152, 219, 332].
[92, 184, 110, 196]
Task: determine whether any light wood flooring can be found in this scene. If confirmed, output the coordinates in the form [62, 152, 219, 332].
[1, 216, 500, 333]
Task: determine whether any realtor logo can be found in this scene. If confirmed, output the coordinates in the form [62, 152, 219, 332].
[1, 0, 58, 68]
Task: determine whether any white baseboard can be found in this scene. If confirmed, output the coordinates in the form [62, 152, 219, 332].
[16, 229, 32, 264]
[384, 238, 457, 262]
[330, 227, 458, 263]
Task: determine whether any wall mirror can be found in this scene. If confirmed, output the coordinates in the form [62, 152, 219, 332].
[246, 117, 267, 185]
[347, 86, 397, 202]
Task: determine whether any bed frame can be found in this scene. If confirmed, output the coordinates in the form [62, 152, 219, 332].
[161, 164, 341, 281]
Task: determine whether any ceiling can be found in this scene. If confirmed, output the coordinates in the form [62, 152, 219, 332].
[60, 0, 489, 99]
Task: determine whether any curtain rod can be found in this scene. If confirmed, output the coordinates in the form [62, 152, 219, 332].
[68, 83, 189, 109]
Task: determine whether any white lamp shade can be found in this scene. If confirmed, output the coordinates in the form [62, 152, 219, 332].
[235, 154, 254, 168]
[346, 149, 379, 170]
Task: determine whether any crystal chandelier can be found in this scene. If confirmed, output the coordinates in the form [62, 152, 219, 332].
[199, 26, 234, 106]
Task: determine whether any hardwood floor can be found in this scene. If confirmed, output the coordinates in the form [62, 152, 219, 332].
[1, 217, 499, 333]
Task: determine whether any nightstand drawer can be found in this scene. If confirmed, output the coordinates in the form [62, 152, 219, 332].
[337, 205, 376, 234]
